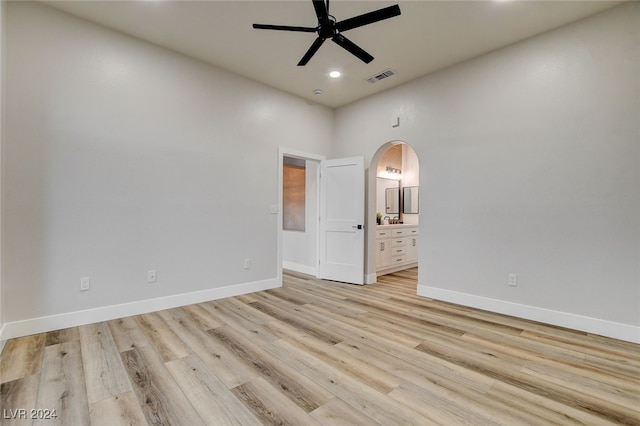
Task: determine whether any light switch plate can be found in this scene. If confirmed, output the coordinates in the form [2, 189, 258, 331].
[80, 277, 90, 291]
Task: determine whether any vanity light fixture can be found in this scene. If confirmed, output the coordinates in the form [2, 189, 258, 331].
[382, 166, 402, 180]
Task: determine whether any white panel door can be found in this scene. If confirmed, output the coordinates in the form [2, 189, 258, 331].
[319, 157, 364, 284]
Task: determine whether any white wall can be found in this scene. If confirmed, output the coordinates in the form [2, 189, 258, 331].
[2, 2, 332, 338]
[3, 2, 638, 344]
[334, 4, 640, 342]
[0, 0, 6, 353]
[282, 160, 319, 275]
[401, 144, 419, 188]
[400, 144, 419, 225]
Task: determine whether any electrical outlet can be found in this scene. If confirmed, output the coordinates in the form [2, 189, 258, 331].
[508, 273, 518, 287]
[243, 258, 251, 270]
[80, 276, 90, 291]
[147, 270, 157, 283]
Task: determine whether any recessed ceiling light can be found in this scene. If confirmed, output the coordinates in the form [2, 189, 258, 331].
[329, 70, 341, 78]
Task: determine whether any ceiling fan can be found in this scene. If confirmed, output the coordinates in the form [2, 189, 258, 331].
[252, 0, 401, 66]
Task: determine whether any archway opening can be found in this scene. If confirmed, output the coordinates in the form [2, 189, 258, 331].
[365, 141, 420, 286]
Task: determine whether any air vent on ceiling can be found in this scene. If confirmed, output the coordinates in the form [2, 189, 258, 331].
[365, 69, 396, 84]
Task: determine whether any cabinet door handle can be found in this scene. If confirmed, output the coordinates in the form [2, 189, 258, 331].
[413, 239, 416, 246]
[381, 242, 385, 251]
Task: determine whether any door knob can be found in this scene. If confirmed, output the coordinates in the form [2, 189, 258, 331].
[352, 224, 363, 229]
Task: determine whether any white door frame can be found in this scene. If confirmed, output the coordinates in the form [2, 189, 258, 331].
[277, 147, 325, 285]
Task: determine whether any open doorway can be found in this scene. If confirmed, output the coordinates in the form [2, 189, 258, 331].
[365, 141, 420, 284]
[277, 148, 366, 285]
[278, 149, 323, 279]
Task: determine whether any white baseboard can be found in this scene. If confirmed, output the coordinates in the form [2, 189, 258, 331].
[282, 261, 318, 277]
[417, 284, 640, 344]
[0, 277, 280, 342]
[364, 273, 377, 285]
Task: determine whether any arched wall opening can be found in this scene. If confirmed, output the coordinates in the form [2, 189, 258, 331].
[365, 140, 420, 285]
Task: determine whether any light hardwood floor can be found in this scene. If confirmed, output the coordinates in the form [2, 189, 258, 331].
[1, 269, 639, 425]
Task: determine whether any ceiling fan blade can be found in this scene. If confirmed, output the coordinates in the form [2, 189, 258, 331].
[298, 37, 326, 66]
[335, 4, 401, 33]
[332, 33, 374, 64]
[312, 0, 328, 22]
[253, 23, 317, 33]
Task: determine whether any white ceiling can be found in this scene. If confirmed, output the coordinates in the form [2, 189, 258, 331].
[44, 0, 623, 108]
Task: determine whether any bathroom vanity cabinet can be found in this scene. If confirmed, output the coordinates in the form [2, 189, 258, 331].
[376, 224, 418, 275]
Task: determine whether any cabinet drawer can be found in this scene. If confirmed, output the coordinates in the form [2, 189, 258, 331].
[391, 254, 406, 264]
[391, 247, 406, 255]
[392, 229, 407, 237]
[376, 230, 391, 239]
[391, 238, 406, 248]
[407, 228, 419, 236]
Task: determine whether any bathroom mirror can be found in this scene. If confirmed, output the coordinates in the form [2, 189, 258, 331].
[376, 178, 400, 217]
[385, 187, 400, 215]
[402, 186, 419, 214]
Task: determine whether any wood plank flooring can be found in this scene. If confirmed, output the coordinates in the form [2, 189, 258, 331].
[1, 268, 639, 425]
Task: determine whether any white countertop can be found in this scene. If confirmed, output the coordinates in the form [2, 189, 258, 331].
[376, 223, 418, 228]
